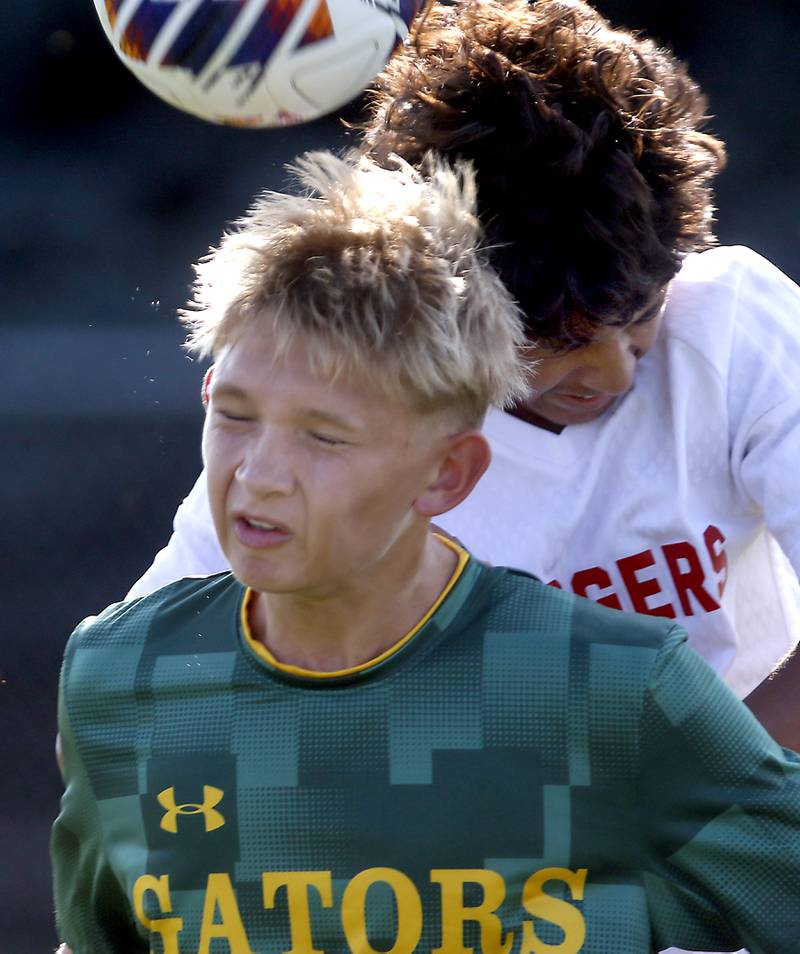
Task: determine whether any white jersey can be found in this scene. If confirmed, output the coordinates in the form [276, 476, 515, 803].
[129, 246, 800, 698]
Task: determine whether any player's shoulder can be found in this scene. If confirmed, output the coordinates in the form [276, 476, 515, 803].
[673, 244, 784, 289]
[668, 246, 798, 332]
[483, 565, 681, 654]
[60, 573, 244, 738]
[666, 246, 755, 331]
[66, 571, 240, 658]
[659, 245, 800, 378]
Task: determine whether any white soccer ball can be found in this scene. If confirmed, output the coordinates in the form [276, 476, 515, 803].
[93, 0, 421, 127]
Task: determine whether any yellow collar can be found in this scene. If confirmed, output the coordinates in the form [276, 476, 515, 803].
[241, 533, 469, 680]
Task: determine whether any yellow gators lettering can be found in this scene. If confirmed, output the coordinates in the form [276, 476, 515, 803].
[342, 868, 422, 954]
[132, 867, 587, 953]
[133, 874, 183, 954]
[263, 871, 333, 954]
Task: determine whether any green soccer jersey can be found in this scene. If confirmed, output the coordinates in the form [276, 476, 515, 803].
[52, 555, 800, 954]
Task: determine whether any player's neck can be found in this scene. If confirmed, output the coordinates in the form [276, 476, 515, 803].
[247, 531, 460, 673]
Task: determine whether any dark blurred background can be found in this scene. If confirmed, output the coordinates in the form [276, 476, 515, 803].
[3, 1, 799, 949]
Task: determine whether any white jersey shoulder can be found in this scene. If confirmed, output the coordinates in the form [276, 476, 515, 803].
[440, 246, 800, 695]
[126, 470, 225, 601]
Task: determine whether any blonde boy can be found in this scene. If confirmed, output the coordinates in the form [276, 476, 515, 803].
[53, 152, 800, 953]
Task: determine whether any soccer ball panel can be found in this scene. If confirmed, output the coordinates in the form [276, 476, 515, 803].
[289, 37, 389, 113]
[92, 0, 420, 127]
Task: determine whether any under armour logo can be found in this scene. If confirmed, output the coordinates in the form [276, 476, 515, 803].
[157, 786, 225, 834]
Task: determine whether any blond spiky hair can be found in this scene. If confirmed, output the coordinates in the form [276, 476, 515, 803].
[181, 150, 530, 424]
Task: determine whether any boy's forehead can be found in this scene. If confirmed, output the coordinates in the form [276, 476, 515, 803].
[214, 331, 319, 385]
[214, 333, 359, 395]
[211, 331, 423, 430]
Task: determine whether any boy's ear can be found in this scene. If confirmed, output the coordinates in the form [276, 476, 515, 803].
[413, 430, 491, 518]
[201, 365, 215, 409]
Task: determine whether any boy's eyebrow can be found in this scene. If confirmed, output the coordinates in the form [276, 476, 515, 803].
[210, 381, 361, 432]
[300, 409, 362, 433]
[209, 381, 249, 400]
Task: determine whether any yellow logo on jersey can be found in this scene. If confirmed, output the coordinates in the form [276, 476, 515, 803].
[157, 785, 225, 833]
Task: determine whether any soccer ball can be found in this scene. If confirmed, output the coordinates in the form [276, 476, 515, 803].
[92, 0, 422, 127]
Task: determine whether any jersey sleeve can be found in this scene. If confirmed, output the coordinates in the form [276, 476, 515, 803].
[126, 469, 228, 600]
[638, 625, 800, 952]
[51, 631, 145, 952]
[728, 248, 800, 576]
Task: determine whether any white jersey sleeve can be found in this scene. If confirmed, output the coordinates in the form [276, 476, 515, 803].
[125, 471, 227, 600]
[725, 248, 800, 573]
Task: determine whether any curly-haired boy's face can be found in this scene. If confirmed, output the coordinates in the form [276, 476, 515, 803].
[516, 298, 665, 430]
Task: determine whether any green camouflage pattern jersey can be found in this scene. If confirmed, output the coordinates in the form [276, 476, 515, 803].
[52, 557, 800, 953]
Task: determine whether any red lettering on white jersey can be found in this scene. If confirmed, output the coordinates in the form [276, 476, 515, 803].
[663, 541, 721, 614]
[571, 567, 623, 610]
[616, 549, 676, 619]
[703, 525, 728, 597]
[547, 526, 728, 620]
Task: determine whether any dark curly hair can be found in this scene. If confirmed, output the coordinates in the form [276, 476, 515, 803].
[362, 0, 727, 346]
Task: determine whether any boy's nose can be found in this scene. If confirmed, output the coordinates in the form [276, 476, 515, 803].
[235, 430, 295, 497]
[581, 334, 637, 396]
